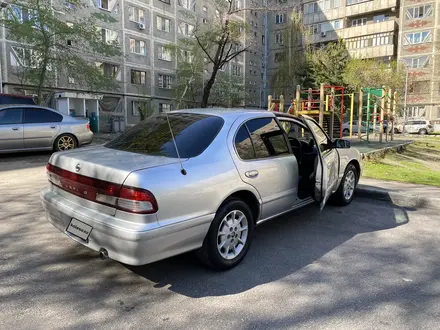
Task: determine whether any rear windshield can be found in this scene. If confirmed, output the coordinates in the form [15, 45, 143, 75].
[105, 113, 224, 158]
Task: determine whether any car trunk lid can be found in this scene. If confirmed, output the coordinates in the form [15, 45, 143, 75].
[47, 146, 182, 215]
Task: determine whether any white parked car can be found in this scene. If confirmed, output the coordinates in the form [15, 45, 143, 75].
[395, 119, 434, 135]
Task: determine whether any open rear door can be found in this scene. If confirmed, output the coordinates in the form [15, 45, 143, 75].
[301, 115, 340, 210]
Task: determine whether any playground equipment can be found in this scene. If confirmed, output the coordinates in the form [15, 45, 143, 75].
[268, 84, 354, 139]
[357, 87, 396, 142]
[269, 84, 397, 142]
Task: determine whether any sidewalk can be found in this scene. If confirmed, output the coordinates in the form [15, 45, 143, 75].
[357, 178, 440, 210]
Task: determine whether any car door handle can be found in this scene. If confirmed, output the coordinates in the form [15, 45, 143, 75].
[50, 126, 56, 129]
[245, 170, 259, 178]
[12, 127, 19, 131]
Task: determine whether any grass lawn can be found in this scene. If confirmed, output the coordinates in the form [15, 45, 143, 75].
[363, 139, 440, 186]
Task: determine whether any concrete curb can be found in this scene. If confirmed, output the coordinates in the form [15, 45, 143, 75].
[356, 185, 440, 210]
[360, 141, 413, 160]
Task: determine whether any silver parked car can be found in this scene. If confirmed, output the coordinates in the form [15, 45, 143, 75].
[41, 109, 362, 270]
[0, 105, 93, 153]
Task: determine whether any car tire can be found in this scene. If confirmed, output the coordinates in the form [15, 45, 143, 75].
[54, 134, 78, 152]
[418, 129, 428, 135]
[343, 128, 349, 135]
[197, 198, 254, 271]
[394, 128, 399, 134]
[332, 164, 357, 206]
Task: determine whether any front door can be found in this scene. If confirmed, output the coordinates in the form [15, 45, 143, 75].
[231, 117, 299, 219]
[301, 115, 340, 210]
[23, 108, 62, 149]
[0, 108, 24, 151]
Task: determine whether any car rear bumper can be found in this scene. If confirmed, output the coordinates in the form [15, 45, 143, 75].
[40, 188, 213, 265]
[77, 131, 93, 146]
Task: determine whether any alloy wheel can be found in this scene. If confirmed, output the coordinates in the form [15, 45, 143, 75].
[217, 210, 248, 260]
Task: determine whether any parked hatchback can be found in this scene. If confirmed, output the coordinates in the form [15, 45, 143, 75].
[41, 110, 361, 270]
[0, 105, 93, 153]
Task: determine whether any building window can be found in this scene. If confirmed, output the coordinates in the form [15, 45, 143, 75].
[275, 13, 285, 24]
[158, 45, 172, 61]
[346, 0, 369, 5]
[97, 63, 119, 78]
[274, 52, 285, 63]
[309, 23, 321, 34]
[178, 22, 194, 36]
[232, 65, 242, 76]
[128, 6, 145, 23]
[346, 32, 394, 49]
[373, 14, 390, 23]
[156, 16, 171, 32]
[130, 39, 146, 55]
[262, 35, 265, 45]
[160, 0, 171, 4]
[351, 18, 367, 27]
[178, 0, 195, 10]
[132, 101, 147, 116]
[131, 70, 146, 85]
[404, 31, 432, 45]
[275, 33, 283, 44]
[180, 50, 194, 63]
[96, 0, 109, 10]
[304, 2, 319, 14]
[101, 28, 118, 43]
[406, 5, 433, 20]
[159, 103, 172, 112]
[158, 74, 172, 89]
[403, 55, 430, 69]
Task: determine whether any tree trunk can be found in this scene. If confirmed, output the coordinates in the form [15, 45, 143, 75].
[36, 60, 48, 105]
[201, 69, 219, 108]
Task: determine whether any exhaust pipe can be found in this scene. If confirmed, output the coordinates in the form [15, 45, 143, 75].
[99, 248, 108, 260]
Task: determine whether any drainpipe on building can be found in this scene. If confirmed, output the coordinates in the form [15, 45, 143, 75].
[0, 2, 9, 94]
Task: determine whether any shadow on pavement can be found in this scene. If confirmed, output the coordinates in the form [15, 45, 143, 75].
[127, 196, 410, 298]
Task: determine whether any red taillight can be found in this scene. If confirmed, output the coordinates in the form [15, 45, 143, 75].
[87, 123, 90, 131]
[46, 163, 158, 214]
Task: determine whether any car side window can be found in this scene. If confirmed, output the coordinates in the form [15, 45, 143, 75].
[235, 125, 255, 160]
[24, 108, 63, 124]
[0, 109, 23, 125]
[246, 118, 289, 158]
[279, 120, 314, 142]
[304, 119, 330, 153]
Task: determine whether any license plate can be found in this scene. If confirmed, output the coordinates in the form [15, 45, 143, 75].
[66, 218, 92, 241]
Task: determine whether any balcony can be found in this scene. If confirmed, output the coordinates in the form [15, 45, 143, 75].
[348, 44, 395, 59]
[307, 20, 397, 44]
[345, 0, 398, 17]
[340, 19, 397, 38]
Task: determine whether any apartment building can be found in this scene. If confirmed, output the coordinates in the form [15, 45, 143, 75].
[0, 0, 253, 129]
[398, 0, 440, 120]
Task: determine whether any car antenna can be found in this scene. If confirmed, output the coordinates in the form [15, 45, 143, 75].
[164, 111, 187, 175]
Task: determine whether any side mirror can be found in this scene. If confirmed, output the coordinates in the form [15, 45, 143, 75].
[333, 138, 351, 149]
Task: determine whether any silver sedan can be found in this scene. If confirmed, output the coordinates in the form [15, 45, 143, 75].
[0, 104, 93, 153]
[41, 109, 361, 270]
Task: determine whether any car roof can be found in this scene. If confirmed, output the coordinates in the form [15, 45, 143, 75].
[171, 108, 301, 121]
[0, 104, 48, 109]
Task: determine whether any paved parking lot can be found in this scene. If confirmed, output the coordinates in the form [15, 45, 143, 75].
[1, 151, 440, 330]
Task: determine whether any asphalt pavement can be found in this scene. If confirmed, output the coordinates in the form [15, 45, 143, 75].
[1, 152, 440, 330]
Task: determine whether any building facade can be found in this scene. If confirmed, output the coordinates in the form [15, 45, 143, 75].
[0, 0, 254, 130]
[398, 0, 440, 119]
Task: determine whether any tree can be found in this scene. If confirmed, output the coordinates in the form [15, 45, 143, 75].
[343, 58, 407, 93]
[274, 12, 349, 94]
[174, 0, 296, 108]
[1, 0, 122, 104]
[209, 73, 248, 107]
[305, 40, 350, 88]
